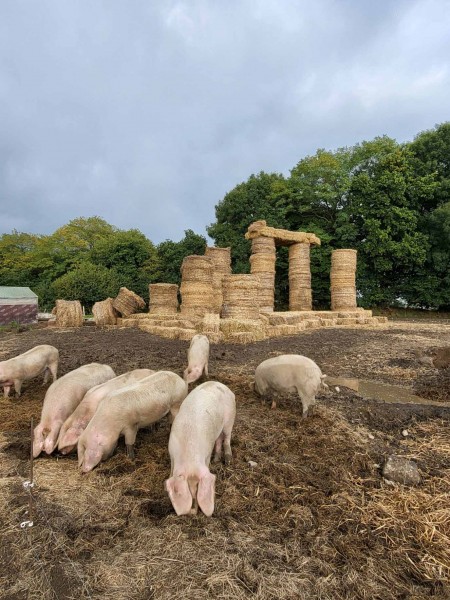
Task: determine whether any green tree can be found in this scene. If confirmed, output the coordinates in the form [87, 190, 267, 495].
[52, 263, 121, 311]
[207, 172, 288, 274]
[91, 229, 159, 300]
[156, 230, 207, 285]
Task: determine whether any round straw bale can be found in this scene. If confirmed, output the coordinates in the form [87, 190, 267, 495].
[204, 248, 231, 313]
[54, 300, 84, 328]
[222, 274, 260, 320]
[289, 243, 312, 310]
[330, 249, 357, 309]
[180, 255, 215, 316]
[92, 298, 119, 326]
[112, 287, 146, 317]
[251, 236, 276, 255]
[149, 283, 179, 315]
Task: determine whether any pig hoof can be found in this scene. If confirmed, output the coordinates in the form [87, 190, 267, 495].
[224, 453, 232, 465]
[270, 400, 277, 410]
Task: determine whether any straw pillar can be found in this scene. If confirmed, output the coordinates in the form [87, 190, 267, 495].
[289, 243, 312, 311]
[180, 255, 215, 317]
[204, 247, 232, 314]
[330, 249, 357, 310]
[149, 283, 179, 315]
[222, 274, 260, 320]
[249, 236, 275, 312]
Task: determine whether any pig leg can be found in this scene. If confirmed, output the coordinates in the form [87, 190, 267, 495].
[222, 419, 234, 465]
[212, 433, 224, 463]
[298, 391, 315, 418]
[43, 367, 50, 385]
[48, 360, 58, 382]
[3, 385, 11, 398]
[14, 379, 23, 397]
[124, 425, 138, 460]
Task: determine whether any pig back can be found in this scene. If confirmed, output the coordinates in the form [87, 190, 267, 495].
[170, 381, 235, 451]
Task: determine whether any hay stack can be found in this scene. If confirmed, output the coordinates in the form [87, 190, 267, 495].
[204, 247, 232, 313]
[180, 255, 215, 317]
[249, 236, 275, 312]
[112, 287, 146, 317]
[289, 243, 312, 311]
[92, 298, 119, 326]
[222, 274, 260, 320]
[54, 300, 83, 328]
[149, 283, 179, 315]
[330, 249, 357, 310]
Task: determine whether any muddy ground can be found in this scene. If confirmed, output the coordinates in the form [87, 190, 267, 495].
[0, 321, 449, 600]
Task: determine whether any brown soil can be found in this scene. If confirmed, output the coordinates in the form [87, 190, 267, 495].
[0, 321, 449, 599]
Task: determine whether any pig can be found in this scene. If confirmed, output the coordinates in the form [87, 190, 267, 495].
[78, 370, 188, 473]
[57, 368, 156, 455]
[184, 334, 210, 384]
[254, 354, 326, 417]
[0, 345, 59, 398]
[165, 381, 236, 517]
[33, 363, 115, 457]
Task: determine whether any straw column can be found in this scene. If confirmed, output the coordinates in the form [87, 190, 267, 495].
[249, 236, 275, 312]
[180, 255, 215, 317]
[222, 274, 260, 320]
[204, 247, 232, 314]
[330, 249, 357, 310]
[149, 283, 179, 315]
[289, 243, 312, 311]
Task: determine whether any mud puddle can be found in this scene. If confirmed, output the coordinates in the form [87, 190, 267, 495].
[325, 376, 450, 408]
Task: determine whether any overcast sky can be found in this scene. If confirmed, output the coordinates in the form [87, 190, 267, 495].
[1, 0, 449, 244]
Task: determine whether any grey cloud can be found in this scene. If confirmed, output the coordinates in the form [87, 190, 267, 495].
[0, 0, 449, 243]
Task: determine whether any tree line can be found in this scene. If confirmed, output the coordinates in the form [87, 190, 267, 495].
[1, 122, 449, 311]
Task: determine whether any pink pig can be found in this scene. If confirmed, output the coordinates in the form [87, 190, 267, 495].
[183, 334, 210, 384]
[57, 368, 155, 454]
[165, 381, 236, 517]
[33, 363, 115, 457]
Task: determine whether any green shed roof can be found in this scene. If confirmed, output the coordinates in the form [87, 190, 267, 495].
[0, 287, 38, 299]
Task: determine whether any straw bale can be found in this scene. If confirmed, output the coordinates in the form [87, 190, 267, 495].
[330, 249, 357, 310]
[289, 242, 312, 311]
[331, 248, 357, 270]
[226, 331, 265, 343]
[251, 235, 276, 255]
[222, 274, 260, 320]
[92, 298, 119, 326]
[267, 324, 302, 338]
[245, 220, 321, 246]
[120, 318, 140, 327]
[198, 313, 221, 334]
[149, 283, 178, 315]
[178, 328, 198, 341]
[112, 287, 146, 317]
[249, 253, 276, 273]
[180, 255, 215, 316]
[336, 318, 359, 325]
[204, 246, 232, 272]
[220, 318, 265, 336]
[204, 332, 224, 344]
[54, 299, 84, 327]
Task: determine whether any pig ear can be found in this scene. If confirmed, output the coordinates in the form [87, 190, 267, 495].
[165, 476, 192, 515]
[197, 472, 216, 517]
[58, 428, 79, 451]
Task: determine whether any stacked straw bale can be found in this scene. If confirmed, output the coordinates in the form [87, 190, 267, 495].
[92, 298, 119, 326]
[289, 243, 312, 311]
[149, 283, 179, 315]
[204, 246, 232, 313]
[222, 274, 260, 320]
[249, 236, 275, 312]
[180, 255, 215, 317]
[113, 287, 146, 317]
[54, 300, 84, 328]
[330, 249, 357, 310]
